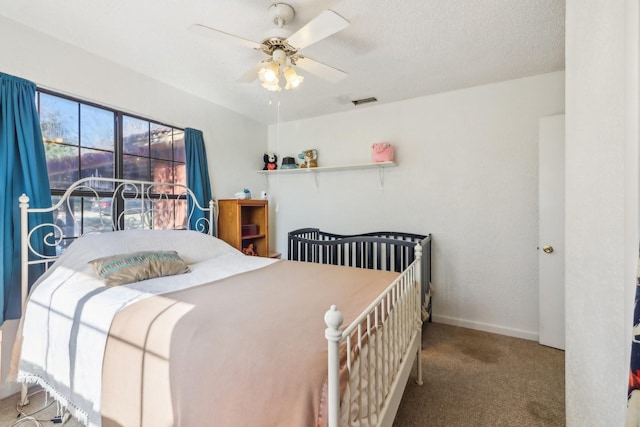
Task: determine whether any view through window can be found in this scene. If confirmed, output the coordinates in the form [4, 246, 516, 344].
[36, 90, 186, 249]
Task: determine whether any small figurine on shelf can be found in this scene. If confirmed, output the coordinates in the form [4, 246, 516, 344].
[233, 188, 251, 199]
[371, 142, 394, 162]
[263, 153, 278, 170]
[298, 149, 318, 168]
[242, 243, 258, 256]
[280, 156, 298, 169]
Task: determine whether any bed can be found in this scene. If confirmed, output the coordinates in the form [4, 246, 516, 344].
[288, 228, 432, 322]
[12, 177, 425, 427]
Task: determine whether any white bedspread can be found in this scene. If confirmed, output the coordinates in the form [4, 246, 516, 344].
[14, 229, 275, 427]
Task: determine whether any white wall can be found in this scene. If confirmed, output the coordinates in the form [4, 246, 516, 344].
[0, 16, 267, 398]
[268, 71, 565, 340]
[565, 1, 639, 426]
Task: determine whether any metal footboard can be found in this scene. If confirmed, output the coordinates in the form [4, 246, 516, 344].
[325, 245, 424, 427]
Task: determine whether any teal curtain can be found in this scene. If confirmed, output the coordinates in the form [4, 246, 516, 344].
[185, 128, 214, 235]
[0, 73, 53, 323]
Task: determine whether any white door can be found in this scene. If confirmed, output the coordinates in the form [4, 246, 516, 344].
[538, 114, 565, 350]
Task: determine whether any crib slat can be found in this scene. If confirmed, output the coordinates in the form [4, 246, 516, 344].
[288, 228, 433, 356]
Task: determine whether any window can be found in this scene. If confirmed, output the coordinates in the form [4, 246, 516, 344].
[36, 90, 186, 249]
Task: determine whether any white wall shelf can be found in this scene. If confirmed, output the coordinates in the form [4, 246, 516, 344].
[256, 161, 396, 175]
[257, 161, 397, 189]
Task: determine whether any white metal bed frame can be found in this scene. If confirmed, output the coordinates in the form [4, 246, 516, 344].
[326, 246, 423, 426]
[18, 177, 423, 427]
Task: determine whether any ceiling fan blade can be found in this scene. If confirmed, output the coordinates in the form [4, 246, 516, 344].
[286, 10, 349, 50]
[189, 24, 262, 50]
[237, 61, 266, 83]
[294, 56, 348, 83]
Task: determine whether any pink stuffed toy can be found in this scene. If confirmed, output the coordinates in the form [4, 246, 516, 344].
[371, 142, 394, 162]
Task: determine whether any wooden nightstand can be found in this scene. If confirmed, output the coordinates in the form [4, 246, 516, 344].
[217, 199, 269, 257]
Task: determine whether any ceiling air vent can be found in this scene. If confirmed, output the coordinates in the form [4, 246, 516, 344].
[351, 97, 377, 106]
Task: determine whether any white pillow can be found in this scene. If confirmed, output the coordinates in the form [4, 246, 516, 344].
[56, 229, 238, 266]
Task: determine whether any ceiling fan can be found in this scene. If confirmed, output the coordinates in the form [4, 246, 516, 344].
[189, 3, 349, 91]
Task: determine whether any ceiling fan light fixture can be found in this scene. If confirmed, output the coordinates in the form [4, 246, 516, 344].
[272, 49, 287, 66]
[258, 62, 280, 84]
[261, 79, 282, 91]
[263, 83, 282, 92]
[191, 3, 350, 93]
[283, 66, 304, 90]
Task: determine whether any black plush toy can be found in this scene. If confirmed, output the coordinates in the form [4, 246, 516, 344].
[263, 153, 278, 170]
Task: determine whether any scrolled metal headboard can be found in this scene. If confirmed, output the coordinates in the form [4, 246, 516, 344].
[19, 177, 216, 310]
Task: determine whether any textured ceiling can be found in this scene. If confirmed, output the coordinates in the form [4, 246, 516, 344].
[0, 0, 565, 125]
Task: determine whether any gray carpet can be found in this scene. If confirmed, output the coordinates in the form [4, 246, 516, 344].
[0, 322, 564, 426]
[393, 322, 565, 426]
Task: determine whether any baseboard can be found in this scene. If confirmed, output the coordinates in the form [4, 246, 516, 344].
[431, 314, 539, 342]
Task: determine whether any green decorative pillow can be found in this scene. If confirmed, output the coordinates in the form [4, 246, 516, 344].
[89, 250, 191, 287]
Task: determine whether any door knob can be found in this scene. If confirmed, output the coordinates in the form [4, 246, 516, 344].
[542, 245, 554, 253]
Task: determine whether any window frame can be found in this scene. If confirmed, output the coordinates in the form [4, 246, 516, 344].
[36, 88, 187, 240]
